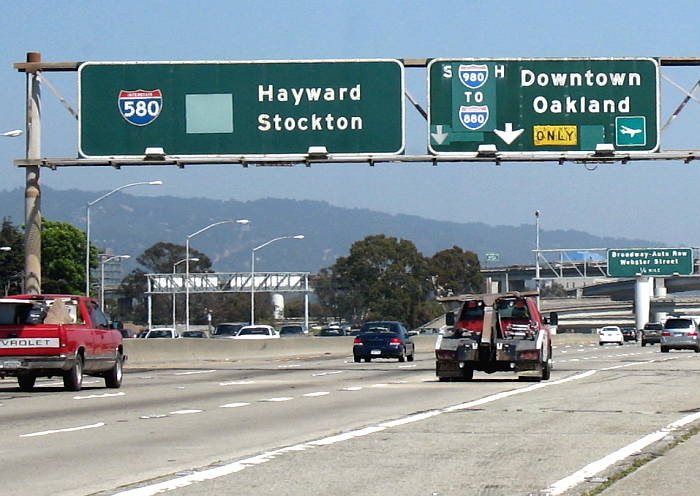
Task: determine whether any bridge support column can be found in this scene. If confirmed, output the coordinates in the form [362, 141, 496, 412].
[635, 276, 653, 330]
[654, 277, 667, 298]
[272, 293, 284, 320]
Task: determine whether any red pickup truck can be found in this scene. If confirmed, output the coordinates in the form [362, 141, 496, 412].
[0, 294, 124, 391]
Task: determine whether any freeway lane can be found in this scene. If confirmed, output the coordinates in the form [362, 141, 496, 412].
[0, 342, 698, 496]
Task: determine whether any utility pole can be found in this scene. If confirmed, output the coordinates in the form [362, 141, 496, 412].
[24, 52, 42, 294]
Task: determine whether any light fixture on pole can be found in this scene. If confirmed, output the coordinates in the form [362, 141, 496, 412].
[185, 219, 250, 332]
[173, 257, 199, 332]
[99, 254, 130, 310]
[1, 129, 22, 137]
[0, 246, 11, 251]
[85, 180, 163, 297]
[250, 235, 304, 325]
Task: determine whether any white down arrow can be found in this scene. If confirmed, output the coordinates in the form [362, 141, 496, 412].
[494, 123, 524, 145]
[431, 125, 449, 145]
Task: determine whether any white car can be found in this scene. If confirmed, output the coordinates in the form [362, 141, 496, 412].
[598, 325, 624, 346]
[233, 325, 280, 340]
[144, 327, 180, 339]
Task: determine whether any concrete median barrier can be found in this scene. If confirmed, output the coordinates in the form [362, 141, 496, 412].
[124, 333, 598, 367]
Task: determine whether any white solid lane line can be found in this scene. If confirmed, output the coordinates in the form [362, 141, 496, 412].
[545, 410, 700, 495]
[20, 422, 105, 438]
[175, 370, 217, 376]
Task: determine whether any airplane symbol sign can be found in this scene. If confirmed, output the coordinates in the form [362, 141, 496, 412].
[616, 116, 647, 147]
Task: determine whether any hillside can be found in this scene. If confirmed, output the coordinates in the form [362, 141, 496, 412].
[0, 187, 662, 273]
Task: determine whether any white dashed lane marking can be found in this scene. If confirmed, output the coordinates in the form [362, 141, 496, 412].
[220, 402, 250, 408]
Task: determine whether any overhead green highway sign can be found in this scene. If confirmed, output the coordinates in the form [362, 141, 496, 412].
[607, 248, 694, 277]
[428, 58, 659, 154]
[79, 60, 405, 158]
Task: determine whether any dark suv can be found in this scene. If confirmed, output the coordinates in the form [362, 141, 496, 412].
[620, 326, 638, 342]
[641, 322, 662, 347]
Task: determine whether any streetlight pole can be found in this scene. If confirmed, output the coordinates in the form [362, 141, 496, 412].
[85, 180, 163, 296]
[173, 257, 198, 331]
[185, 219, 250, 332]
[250, 235, 304, 325]
[99, 254, 130, 310]
[535, 210, 541, 309]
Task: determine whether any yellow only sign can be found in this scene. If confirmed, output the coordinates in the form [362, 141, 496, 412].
[533, 125, 578, 146]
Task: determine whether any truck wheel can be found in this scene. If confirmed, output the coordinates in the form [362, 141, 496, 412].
[457, 368, 474, 381]
[104, 353, 124, 388]
[541, 360, 551, 381]
[407, 353, 414, 362]
[64, 355, 84, 391]
[18, 374, 36, 392]
[398, 348, 406, 362]
[353, 355, 361, 363]
[661, 346, 669, 353]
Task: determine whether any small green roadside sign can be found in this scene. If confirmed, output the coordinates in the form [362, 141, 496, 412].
[79, 60, 405, 158]
[484, 252, 500, 263]
[607, 248, 694, 277]
[428, 58, 659, 154]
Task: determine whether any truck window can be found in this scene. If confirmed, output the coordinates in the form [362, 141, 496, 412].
[87, 302, 109, 328]
[460, 301, 484, 320]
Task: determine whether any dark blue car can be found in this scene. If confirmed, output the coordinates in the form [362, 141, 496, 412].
[353, 321, 415, 362]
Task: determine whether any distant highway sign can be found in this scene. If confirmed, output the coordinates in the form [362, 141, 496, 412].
[607, 248, 694, 277]
[428, 58, 659, 154]
[79, 60, 405, 158]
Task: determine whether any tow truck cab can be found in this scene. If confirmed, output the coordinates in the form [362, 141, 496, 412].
[435, 291, 557, 382]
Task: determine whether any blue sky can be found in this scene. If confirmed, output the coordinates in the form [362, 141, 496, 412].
[1, 1, 699, 247]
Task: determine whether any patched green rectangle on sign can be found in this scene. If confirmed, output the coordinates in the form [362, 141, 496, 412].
[186, 94, 233, 134]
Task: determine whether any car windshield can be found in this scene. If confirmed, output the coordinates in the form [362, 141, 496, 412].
[214, 324, 243, 336]
[320, 328, 342, 335]
[148, 330, 172, 338]
[183, 331, 204, 338]
[280, 327, 302, 334]
[360, 322, 399, 334]
[665, 319, 695, 329]
[238, 327, 271, 336]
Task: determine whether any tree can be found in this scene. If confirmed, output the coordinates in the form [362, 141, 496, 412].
[42, 220, 96, 295]
[0, 218, 23, 295]
[119, 242, 213, 324]
[327, 235, 431, 327]
[428, 246, 483, 297]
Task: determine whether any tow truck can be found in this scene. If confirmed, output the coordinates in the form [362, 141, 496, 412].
[435, 291, 557, 382]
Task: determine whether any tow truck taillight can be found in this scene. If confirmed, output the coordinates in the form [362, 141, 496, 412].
[389, 338, 401, 345]
[518, 350, 540, 361]
[353, 337, 363, 345]
[436, 350, 456, 360]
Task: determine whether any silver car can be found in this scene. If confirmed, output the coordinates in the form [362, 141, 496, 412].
[661, 317, 700, 353]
